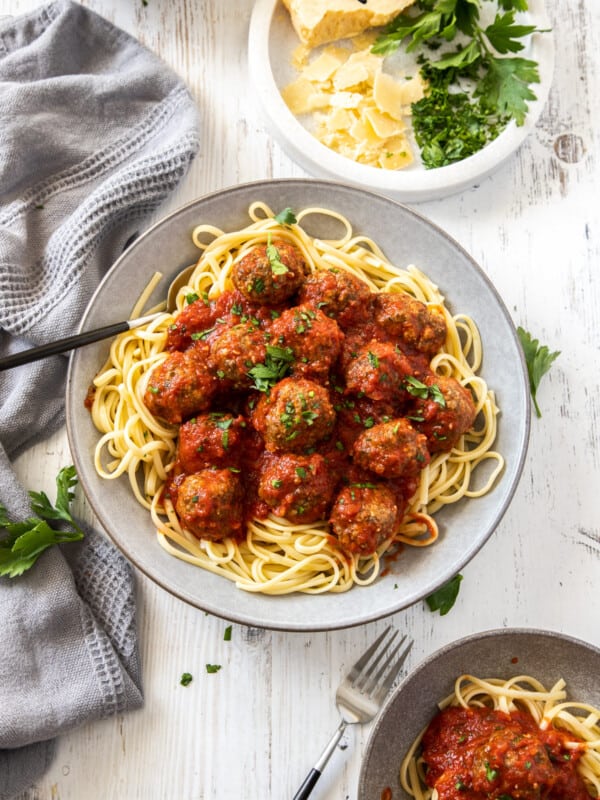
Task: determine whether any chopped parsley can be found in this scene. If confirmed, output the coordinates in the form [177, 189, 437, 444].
[274, 207, 297, 226]
[206, 664, 222, 674]
[180, 672, 193, 686]
[266, 234, 289, 275]
[224, 625, 232, 641]
[248, 345, 294, 392]
[405, 375, 446, 406]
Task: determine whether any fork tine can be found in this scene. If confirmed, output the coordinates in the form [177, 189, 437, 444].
[361, 634, 407, 695]
[347, 625, 397, 686]
[371, 637, 413, 704]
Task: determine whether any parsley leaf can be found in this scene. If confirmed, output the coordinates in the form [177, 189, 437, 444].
[476, 55, 539, 125]
[248, 345, 294, 392]
[180, 672, 193, 686]
[0, 466, 84, 578]
[206, 664, 222, 674]
[426, 573, 463, 615]
[266, 235, 289, 276]
[372, 0, 547, 165]
[517, 326, 560, 418]
[274, 207, 297, 226]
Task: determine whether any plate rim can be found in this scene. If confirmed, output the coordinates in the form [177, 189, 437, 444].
[66, 177, 531, 631]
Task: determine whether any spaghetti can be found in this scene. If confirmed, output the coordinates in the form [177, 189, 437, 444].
[89, 202, 503, 595]
[400, 674, 600, 799]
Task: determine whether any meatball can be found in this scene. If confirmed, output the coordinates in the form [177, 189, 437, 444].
[232, 239, 308, 305]
[410, 374, 477, 452]
[334, 395, 397, 450]
[166, 295, 216, 351]
[269, 303, 344, 381]
[208, 322, 266, 389]
[144, 343, 216, 424]
[174, 469, 244, 541]
[344, 340, 413, 403]
[252, 377, 336, 453]
[297, 268, 371, 330]
[471, 728, 556, 795]
[177, 412, 247, 472]
[373, 292, 447, 356]
[258, 453, 336, 523]
[329, 483, 398, 556]
[353, 418, 430, 478]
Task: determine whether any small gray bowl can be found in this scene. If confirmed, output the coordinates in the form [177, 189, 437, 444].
[358, 628, 600, 799]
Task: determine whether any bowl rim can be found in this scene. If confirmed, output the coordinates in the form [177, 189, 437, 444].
[248, 0, 555, 202]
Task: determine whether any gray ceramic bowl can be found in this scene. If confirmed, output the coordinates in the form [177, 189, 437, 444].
[358, 628, 600, 799]
[66, 179, 530, 631]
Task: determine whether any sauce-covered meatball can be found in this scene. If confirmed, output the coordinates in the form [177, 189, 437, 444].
[353, 418, 430, 478]
[344, 340, 413, 403]
[329, 483, 398, 556]
[411, 374, 477, 452]
[252, 377, 336, 453]
[232, 240, 308, 305]
[297, 268, 371, 330]
[144, 343, 216, 424]
[166, 295, 216, 351]
[174, 468, 244, 540]
[270, 304, 344, 381]
[372, 292, 446, 356]
[208, 322, 266, 389]
[258, 453, 335, 523]
[177, 412, 246, 473]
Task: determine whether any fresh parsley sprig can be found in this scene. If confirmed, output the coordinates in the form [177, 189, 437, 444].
[0, 466, 84, 578]
[372, 0, 547, 166]
[517, 326, 560, 418]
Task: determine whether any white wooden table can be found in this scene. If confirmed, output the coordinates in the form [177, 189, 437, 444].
[6, 1, 600, 798]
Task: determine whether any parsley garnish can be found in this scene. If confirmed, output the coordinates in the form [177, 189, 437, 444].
[248, 345, 294, 392]
[224, 625, 232, 641]
[517, 326, 560, 418]
[425, 573, 463, 615]
[206, 664, 222, 674]
[405, 375, 446, 407]
[0, 466, 84, 578]
[274, 207, 297, 225]
[266, 235, 289, 275]
[372, 1, 546, 167]
[180, 672, 193, 686]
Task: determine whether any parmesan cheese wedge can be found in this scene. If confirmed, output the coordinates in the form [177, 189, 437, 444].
[281, 0, 417, 49]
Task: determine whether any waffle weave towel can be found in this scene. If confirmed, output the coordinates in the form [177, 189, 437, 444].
[0, 2, 200, 796]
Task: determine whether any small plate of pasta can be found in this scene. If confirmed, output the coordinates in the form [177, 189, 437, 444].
[66, 178, 529, 631]
[358, 628, 600, 800]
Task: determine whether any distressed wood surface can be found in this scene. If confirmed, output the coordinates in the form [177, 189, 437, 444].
[4, 1, 600, 798]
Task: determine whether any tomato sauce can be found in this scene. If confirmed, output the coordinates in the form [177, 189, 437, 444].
[421, 705, 591, 799]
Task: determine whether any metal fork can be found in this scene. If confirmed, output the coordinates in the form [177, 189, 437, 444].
[292, 626, 413, 800]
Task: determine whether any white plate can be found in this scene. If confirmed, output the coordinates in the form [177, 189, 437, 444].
[66, 179, 530, 631]
[248, 0, 554, 203]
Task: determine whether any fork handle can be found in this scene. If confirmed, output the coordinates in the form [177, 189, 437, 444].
[292, 720, 347, 800]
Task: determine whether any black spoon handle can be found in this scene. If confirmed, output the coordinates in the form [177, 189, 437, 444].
[0, 313, 162, 371]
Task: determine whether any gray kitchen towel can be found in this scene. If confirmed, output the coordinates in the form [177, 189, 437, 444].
[0, 1, 200, 797]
